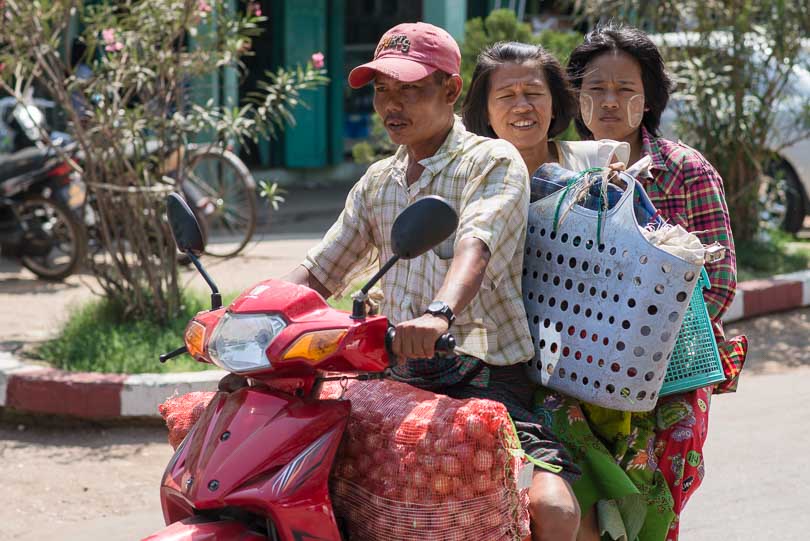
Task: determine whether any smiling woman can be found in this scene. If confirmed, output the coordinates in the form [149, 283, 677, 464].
[461, 41, 577, 173]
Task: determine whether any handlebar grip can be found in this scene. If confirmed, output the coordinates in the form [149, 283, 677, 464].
[435, 333, 456, 355]
[385, 327, 456, 358]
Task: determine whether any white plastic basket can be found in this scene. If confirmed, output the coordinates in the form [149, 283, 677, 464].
[522, 171, 703, 411]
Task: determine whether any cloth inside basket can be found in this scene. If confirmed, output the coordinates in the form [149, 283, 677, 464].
[531, 162, 705, 264]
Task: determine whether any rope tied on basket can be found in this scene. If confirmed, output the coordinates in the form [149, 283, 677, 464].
[551, 167, 607, 243]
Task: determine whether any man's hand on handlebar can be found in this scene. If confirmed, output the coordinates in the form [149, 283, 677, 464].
[392, 314, 450, 360]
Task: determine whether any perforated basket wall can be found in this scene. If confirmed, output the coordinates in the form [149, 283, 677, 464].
[660, 268, 726, 396]
[523, 184, 703, 411]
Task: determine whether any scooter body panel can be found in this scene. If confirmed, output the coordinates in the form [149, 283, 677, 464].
[142, 516, 266, 541]
[161, 386, 350, 541]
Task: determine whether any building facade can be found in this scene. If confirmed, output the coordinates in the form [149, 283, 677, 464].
[238, 0, 479, 168]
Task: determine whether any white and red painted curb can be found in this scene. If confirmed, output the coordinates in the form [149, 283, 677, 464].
[0, 351, 224, 419]
[2, 270, 809, 421]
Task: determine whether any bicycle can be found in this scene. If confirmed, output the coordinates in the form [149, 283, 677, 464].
[180, 143, 257, 258]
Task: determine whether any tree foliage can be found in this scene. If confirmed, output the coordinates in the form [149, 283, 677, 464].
[0, 0, 327, 321]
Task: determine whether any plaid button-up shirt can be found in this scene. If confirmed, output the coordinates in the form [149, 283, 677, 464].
[638, 128, 746, 387]
[302, 118, 535, 366]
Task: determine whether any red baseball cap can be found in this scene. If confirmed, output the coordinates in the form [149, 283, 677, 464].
[348, 22, 461, 89]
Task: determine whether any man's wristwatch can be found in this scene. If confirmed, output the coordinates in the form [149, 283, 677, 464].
[425, 300, 455, 327]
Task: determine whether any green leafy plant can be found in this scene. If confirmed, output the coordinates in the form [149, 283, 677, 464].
[0, 0, 328, 321]
[35, 290, 230, 373]
[736, 230, 810, 281]
[34, 285, 362, 373]
[257, 180, 287, 211]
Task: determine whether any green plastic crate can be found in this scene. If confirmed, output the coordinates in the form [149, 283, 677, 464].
[660, 268, 726, 396]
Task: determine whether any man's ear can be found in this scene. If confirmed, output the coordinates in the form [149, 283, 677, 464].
[446, 74, 463, 105]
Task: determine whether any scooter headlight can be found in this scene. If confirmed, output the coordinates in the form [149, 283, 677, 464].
[207, 313, 287, 373]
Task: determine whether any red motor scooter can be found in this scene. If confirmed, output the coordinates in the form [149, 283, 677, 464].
[144, 193, 458, 540]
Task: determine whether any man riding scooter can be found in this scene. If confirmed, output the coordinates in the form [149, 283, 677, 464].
[223, 22, 583, 541]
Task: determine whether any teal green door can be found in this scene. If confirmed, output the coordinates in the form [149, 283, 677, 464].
[282, 0, 328, 167]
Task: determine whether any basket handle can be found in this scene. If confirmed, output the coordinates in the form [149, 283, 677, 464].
[552, 168, 638, 245]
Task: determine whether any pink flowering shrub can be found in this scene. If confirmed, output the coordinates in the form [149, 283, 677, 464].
[0, 0, 328, 321]
[311, 52, 325, 69]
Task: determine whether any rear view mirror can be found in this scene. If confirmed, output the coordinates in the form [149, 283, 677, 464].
[166, 193, 205, 255]
[391, 196, 458, 259]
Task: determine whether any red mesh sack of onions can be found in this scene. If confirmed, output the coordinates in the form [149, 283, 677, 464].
[158, 391, 216, 449]
[320, 378, 531, 541]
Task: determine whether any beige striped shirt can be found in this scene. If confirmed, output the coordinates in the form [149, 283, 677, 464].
[302, 117, 533, 366]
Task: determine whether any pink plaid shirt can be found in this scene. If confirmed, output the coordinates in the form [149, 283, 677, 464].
[638, 128, 746, 390]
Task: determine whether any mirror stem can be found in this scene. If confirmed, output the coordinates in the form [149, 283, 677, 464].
[351, 255, 399, 320]
[187, 251, 222, 309]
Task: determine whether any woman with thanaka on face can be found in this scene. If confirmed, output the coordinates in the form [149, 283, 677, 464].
[531, 24, 744, 541]
[461, 42, 585, 541]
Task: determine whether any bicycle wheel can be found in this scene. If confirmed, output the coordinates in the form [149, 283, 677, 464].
[183, 146, 257, 257]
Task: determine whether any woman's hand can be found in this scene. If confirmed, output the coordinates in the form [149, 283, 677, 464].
[607, 161, 627, 188]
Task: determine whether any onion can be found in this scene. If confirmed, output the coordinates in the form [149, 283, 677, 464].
[440, 455, 462, 476]
[473, 449, 494, 471]
[364, 432, 383, 451]
[401, 486, 419, 502]
[444, 530, 467, 541]
[355, 457, 371, 474]
[448, 424, 466, 443]
[433, 436, 452, 454]
[473, 474, 494, 494]
[431, 512, 453, 530]
[381, 461, 398, 481]
[453, 510, 477, 529]
[371, 447, 389, 464]
[483, 510, 503, 528]
[454, 484, 476, 501]
[339, 460, 358, 480]
[432, 474, 453, 496]
[420, 453, 439, 469]
[451, 442, 474, 459]
[411, 467, 428, 488]
[465, 414, 487, 441]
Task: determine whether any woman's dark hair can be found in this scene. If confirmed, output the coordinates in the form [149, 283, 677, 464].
[567, 23, 674, 138]
[461, 41, 576, 139]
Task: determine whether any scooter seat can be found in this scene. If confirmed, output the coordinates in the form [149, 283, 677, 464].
[0, 147, 53, 183]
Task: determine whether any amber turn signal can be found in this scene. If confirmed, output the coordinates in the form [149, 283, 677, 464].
[281, 329, 347, 364]
[184, 320, 207, 359]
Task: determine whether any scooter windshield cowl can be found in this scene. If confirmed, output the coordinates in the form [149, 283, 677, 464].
[222, 279, 391, 376]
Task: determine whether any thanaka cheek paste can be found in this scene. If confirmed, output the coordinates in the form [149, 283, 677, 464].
[580, 93, 595, 128]
[627, 94, 645, 129]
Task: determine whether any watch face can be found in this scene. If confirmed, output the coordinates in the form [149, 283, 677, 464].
[428, 301, 446, 312]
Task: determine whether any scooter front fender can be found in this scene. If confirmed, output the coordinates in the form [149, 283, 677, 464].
[142, 516, 265, 540]
[161, 386, 350, 541]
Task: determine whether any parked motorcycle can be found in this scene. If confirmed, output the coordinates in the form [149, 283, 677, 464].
[144, 193, 458, 540]
[0, 99, 85, 280]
